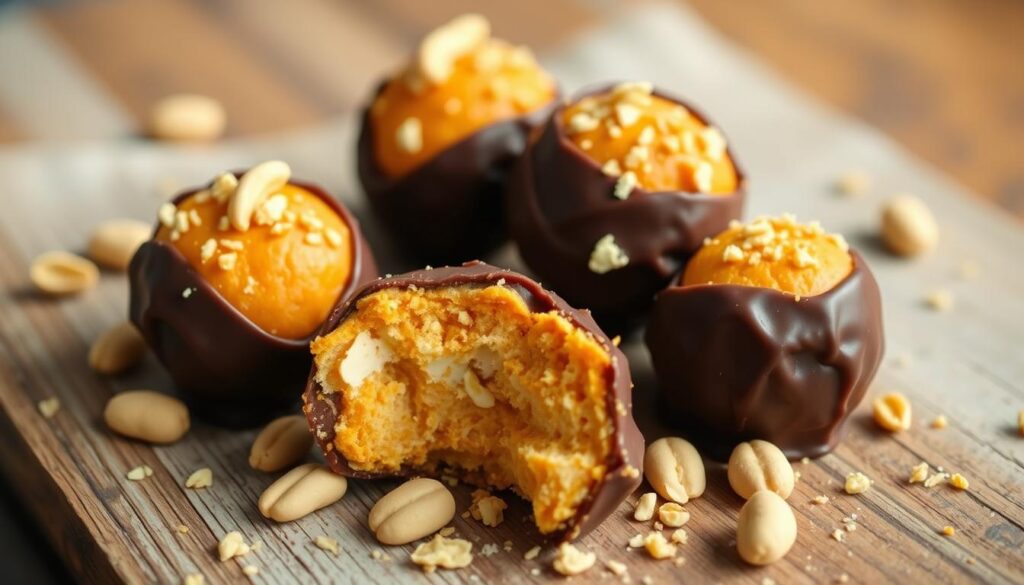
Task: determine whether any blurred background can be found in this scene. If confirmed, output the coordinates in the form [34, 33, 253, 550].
[0, 0, 1020, 581]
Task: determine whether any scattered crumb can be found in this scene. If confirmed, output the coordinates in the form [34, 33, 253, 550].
[37, 398, 60, 418]
[942, 526, 955, 537]
[606, 559, 628, 576]
[182, 287, 194, 299]
[241, 566, 259, 576]
[801, 457, 811, 465]
[633, 492, 657, 521]
[313, 536, 339, 555]
[628, 533, 645, 548]
[217, 531, 250, 562]
[185, 468, 213, 489]
[480, 543, 500, 557]
[657, 502, 689, 527]
[831, 529, 846, 542]
[670, 529, 688, 545]
[469, 490, 507, 527]
[176, 524, 189, 534]
[909, 462, 930, 484]
[643, 532, 677, 560]
[524, 546, 541, 561]
[438, 526, 455, 537]
[835, 170, 871, 197]
[126, 465, 153, 481]
[844, 472, 872, 494]
[410, 535, 472, 572]
[250, 541, 263, 554]
[925, 289, 954, 312]
[931, 415, 948, 429]
[924, 472, 949, 488]
[812, 494, 830, 505]
[552, 542, 595, 576]
[966, 557, 976, 565]
[837, 573, 850, 583]
[182, 574, 203, 585]
[949, 473, 970, 490]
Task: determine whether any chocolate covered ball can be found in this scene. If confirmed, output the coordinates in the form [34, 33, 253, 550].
[506, 81, 745, 334]
[129, 162, 378, 426]
[303, 261, 643, 541]
[645, 215, 884, 459]
[357, 14, 557, 265]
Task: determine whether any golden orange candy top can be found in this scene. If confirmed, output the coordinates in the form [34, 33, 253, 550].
[682, 215, 852, 297]
[561, 82, 739, 196]
[371, 38, 555, 178]
[155, 180, 353, 339]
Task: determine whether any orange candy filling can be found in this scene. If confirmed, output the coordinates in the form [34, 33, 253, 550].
[682, 215, 852, 297]
[155, 182, 353, 339]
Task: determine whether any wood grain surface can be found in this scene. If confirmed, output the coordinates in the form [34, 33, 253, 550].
[0, 2, 1022, 584]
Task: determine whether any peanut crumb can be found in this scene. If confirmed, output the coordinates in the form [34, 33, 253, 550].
[552, 542, 595, 576]
[931, 414, 948, 429]
[185, 468, 213, 489]
[812, 495, 830, 505]
[949, 473, 969, 490]
[670, 529, 688, 545]
[176, 524, 189, 534]
[925, 289, 954, 312]
[588, 234, 629, 274]
[126, 465, 153, 481]
[38, 397, 60, 418]
[844, 472, 871, 494]
[314, 535, 340, 555]
[606, 559, 628, 576]
[831, 529, 845, 542]
[524, 545, 540, 560]
[242, 566, 258, 576]
[182, 574, 203, 585]
[924, 472, 949, 488]
[909, 462, 930, 484]
[217, 531, 250, 562]
[836, 170, 871, 196]
[941, 526, 955, 537]
[633, 492, 657, 522]
[643, 532, 676, 560]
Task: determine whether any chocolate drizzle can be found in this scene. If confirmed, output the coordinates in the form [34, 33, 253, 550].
[644, 252, 884, 460]
[128, 177, 379, 427]
[357, 82, 556, 266]
[505, 85, 746, 334]
[302, 261, 644, 541]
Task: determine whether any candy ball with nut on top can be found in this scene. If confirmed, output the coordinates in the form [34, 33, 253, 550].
[129, 161, 378, 426]
[505, 81, 745, 334]
[303, 261, 644, 541]
[357, 13, 557, 265]
[645, 215, 884, 460]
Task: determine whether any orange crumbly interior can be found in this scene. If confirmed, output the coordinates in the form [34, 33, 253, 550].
[155, 183, 353, 339]
[371, 39, 555, 177]
[310, 285, 615, 534]
[562, 82, 738, 195]
[682, 214, 853, 297]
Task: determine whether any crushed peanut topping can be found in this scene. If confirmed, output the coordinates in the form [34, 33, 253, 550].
[563, 81, 735, 194]
[185, 468, 213, 489]
[909, 462, 930, 484]
[643, 532, 677, 559]
[949, 473, 969, 490]
[588, 234, 630, 274]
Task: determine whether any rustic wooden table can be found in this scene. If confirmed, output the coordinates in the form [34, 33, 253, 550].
[0, 1, 1021, 584]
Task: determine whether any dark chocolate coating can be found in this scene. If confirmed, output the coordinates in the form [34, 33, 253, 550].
[644, 252, 884, 460]
[303, 261, 644, 541]
[128, 177, 379, 428]
[505, 85, 746, 334]
[357, 82, 556, 266]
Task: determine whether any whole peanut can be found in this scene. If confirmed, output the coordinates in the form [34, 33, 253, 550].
[736, 490, 797, 565]
[728, 440, 794, 500]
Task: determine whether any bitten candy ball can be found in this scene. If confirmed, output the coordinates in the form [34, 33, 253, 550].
[303, 262, 643, 541]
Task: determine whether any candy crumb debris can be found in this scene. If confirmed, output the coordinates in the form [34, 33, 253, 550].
[38, 398, 61, 418]
[523, 546, 540, 560]
[313, 536, 339, 555]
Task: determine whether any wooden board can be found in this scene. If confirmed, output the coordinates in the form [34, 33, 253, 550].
[0, 3, 1022, 584]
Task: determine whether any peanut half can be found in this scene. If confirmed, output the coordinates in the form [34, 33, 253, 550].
[88, 219, 152, 271]
[736, 490, 797, 565]
[258, 463, 348, 522]
[89, 322, 146, 375]
[368, 478, 456, 545]
[881, 194, 938, 257]
[30, 251, 99, 295]
[229, 160, 291, 231]
[415, 14, 491, 86]
[248, 415, 313, 472]
[643, 437, 706, 504]
[148, 94, 226, 142]
[104, 390, 190, 444]
[873, 392, 912, 432]
[728, 440, 795, 500]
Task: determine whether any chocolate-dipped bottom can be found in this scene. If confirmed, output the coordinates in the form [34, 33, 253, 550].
[505, 86, 746, 335]
[357, 83, 556, 266]
[644, 252, 884, 460]
[128, 179, 379, 428]
[303, 261, 644, 541]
